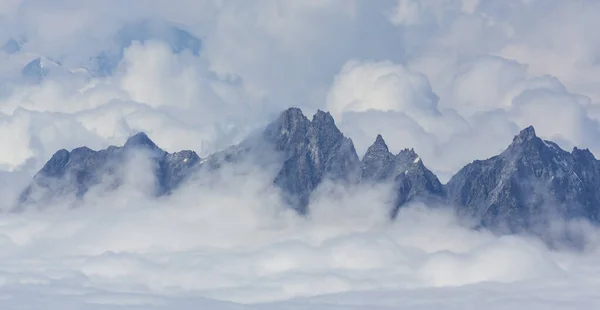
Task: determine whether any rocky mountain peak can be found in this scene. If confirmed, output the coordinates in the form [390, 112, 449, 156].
[362, 134, 393, 180]
[124, 132, 161, 152]
[572, 147, 595, 160]
[21, 111, 600, 240]
[278, 107, 308, 125]
[39, 149, 70, 178]
[263, 107, 360, 213]
[397, 148, 419, 162]
[447, 125, 600, 233]
[511, 125, 537, 145]
[368, 134, 389, 154]
[360, 135, 444, 216]
[20, 132, 200, 205]
[312, 109, 335, 125]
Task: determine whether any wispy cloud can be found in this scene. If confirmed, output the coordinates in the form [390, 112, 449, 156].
[1, 0, 600, 309]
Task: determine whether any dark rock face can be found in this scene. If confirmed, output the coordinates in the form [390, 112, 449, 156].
[362, 135, 394, 180]
[446, 126, 600, 232]
[264, 108, 361, 213]
[362, 135, 445, 217]
[21, 107, 600, 235]
[159, 150, 201, 193]
[20, 133, 200, 206]
[21, 108, 366, 214]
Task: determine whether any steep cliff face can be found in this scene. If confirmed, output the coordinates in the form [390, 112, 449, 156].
[20, 133, 200, 205]
[205, 108, 438, 214]
[362, 134, 444, 217]
[20, 108, 600, 234]
[263, 108, 361, 213]
[446, 126, 600, 231]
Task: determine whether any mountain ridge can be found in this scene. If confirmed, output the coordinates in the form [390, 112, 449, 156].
[19, 107, 600, 233]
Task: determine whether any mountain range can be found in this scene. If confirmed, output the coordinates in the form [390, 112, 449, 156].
[18, 107, 600, 234]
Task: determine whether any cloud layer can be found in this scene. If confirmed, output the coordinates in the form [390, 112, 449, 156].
[2, 0, 600, 309]
[2, 161, 600, 309]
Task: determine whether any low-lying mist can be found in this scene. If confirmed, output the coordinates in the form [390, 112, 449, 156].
[0, 156, 599, 309]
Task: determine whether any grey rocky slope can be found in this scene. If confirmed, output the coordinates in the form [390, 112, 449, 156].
[20, 132, 200, 206]
[19, 108, 600, 233]
[262, 108, 361, 213]
[446, 126, 600, 232]
[361, 134, 444, 217]
[194, 108, 442, 214]
[20, 108, 439, 215]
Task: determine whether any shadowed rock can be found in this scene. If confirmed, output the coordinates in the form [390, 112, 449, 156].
[20, 133, 200, 206]
[446, 126, 600, 233]
[362, 135, 444, 217]
[264, 108, 361, 213]
[20, 109, 600, 240]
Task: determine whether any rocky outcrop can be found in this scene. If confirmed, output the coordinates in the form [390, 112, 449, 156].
[446, 126, 600, 231]
[362, 134, 444, 217]
[263, 108, 361, 213]
[20, 108, 600, 234]
[20, 133, 200, 205]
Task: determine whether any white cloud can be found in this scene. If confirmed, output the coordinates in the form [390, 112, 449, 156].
[0, 161, 597, 308]
[1, 0, 600, 309]
[327, 53, 600, 179]
[0, 0, 22, 17]
[0, 156, 597, 308]
[449, 56, 527, 116]
[326, 60, 440, 121]
[119, 41, 204, 110]
[387, 0, 425, 26]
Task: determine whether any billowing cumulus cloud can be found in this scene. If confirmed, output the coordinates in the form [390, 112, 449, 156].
[326, 60, 440, 121]
[1, 0, 600, 309]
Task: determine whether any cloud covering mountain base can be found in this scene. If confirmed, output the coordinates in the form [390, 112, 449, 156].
[3, 0, 600, 308]
[1, 162, 600, 309]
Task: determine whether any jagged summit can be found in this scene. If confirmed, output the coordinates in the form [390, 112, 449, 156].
[39, 149, 70, 178]
[19, 111, 600, 237]
[362, 135, 391, 170]
[265, 107, 360, 213]
[312, 109, 335, 124]
[398, 148, 419, 161]
[506, 125, 541, 150]
[572, 146, 595, 160]
[20, 132, 201, 205]
[374, 134, 386, 145]
[516, 125, 536, 141]
[361, 134, 444, 217]
[124, 132, 161, 152]
[265, 108, 310, 145]
[280, 107, 306, 119]
[447, 125, 600, 232]
[362, 137, 426, 181]
[362, 135, 393, 180]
